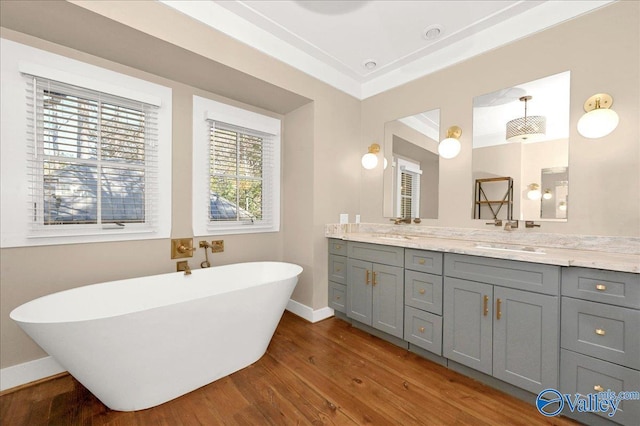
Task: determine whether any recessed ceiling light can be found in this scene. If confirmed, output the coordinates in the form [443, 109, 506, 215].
[423, 24, 444, 41]
[363, 60, 377, 70]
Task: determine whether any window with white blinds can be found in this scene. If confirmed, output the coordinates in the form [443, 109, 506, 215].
[209, 122, 275, 224]
[395, 157, 421, 219]
[192, 96, 280, 235]
[26, 77, 159, 234]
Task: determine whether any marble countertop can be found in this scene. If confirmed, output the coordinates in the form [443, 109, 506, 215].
[326, 224, 640, 273]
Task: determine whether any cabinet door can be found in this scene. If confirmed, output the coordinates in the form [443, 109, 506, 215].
[372, 264, 404, 338]
[347, 258, 372, 324]
[443, 277, 493, 375]
[493, 287, 559, 393]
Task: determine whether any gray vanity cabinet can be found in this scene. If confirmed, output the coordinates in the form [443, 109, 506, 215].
[560, 267, 640, 426]
[328, 239, 348, 313]
[443, 254, 560, 394]
[443, 277, 493, 374]
[404, 249, 444, 355]
[346, 242, 405, 339]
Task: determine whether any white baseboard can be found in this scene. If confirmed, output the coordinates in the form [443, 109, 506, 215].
[1, 300, 329, 392]
[0, 356, 65, 392]
[286, 299, 334, 323]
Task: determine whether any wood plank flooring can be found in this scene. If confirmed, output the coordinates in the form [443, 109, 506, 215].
[1, 311, 579, 425]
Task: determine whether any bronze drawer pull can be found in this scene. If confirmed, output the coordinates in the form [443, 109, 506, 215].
[595, 284, 607, 291]
[334, 244, 342, 250]
[595, 328, 606, 336]
[366, 270, 371, 285]
[496, 298, 502, 320]
[483, 295, 489, 316]
[336, 267, 341, 272]
[372, 272, 378, 286]
[418, 259, 426, 265]
[419, 288, 426, 295]
[419, 327, 425, 333]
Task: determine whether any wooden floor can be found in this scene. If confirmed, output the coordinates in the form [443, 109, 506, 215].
[1, 311, 579, 425]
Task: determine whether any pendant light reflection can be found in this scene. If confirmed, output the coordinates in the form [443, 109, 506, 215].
[506, 96, 546, 143]
[577, 93, 619, 139]
[439, 126, 462, 159]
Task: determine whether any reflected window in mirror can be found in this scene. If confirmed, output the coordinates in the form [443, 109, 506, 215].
[383, 109, 440, 220]
[472, 71, 570, 222]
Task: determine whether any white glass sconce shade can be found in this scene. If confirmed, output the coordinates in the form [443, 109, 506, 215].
[526, 183, 542, 200]
[577, 93, 619, 139]
[543, 190, 553, 200]
[439, 126, 462, 159]
[361, 143, 381, 169]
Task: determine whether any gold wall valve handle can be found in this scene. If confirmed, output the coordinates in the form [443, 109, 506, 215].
[595, 328, 606, 336]
[366, 270, 371, 285]
[483, 295, 489, 316]
[496, 298, 502, 320]
[594, 385, 604, 392]
[595, 284, 607, 291]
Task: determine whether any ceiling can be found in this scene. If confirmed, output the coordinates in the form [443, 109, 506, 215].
[160, 0, 613, 99]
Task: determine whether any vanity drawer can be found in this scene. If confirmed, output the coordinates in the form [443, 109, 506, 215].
[405, 249, 443, 275]
[347, 241, 404, 267]
[328, 282, 346, 313]
[562, 267, 640, 309]
[560, 349, 640, 426]
[444, 253, 560, 295]
[328, 239, 347, 256]
[404, 306, 442, 355]
[405, 270, 443, 315]
[561, 297, 640, 369]
[328, 254, 347, 284]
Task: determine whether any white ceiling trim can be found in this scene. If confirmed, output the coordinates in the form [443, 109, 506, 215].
[160, 0, 613, 101]
[361, 0, 613, 99]
[160, 0, 363, 98]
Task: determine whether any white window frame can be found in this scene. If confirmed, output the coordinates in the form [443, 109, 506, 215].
[192, 96, 281, 236]
[0, 38, 172, 247]
[395, 157, 422, 219]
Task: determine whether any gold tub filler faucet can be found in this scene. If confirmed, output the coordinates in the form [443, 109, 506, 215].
[199, 241, 211, 268]
[199, 240, 225, 268]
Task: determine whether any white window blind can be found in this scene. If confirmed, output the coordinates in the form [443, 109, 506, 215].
[395, 158, 421, 219]
[207, 121, 275, 228]
[25, 76, 159, 236]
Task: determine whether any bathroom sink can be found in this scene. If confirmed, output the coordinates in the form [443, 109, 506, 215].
[474, 243, 546, 255]
[371, 233, 416, 241]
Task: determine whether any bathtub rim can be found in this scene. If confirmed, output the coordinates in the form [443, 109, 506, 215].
[10, 261, 303, 325]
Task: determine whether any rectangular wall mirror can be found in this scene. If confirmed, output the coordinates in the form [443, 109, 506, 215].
[472, 71, 570, 222]
[383, 109, 440, 220]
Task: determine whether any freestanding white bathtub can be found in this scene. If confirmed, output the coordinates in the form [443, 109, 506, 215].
[10, 261, 302, 411]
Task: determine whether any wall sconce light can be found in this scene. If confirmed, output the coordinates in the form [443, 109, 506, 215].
[438, 126, 462, 159]
[542, 189, 553, 200]
[558, 201, 567, 211]
[526, 183, 542, 200]
[361, 143, 381, 169]
[577, 93, 619, 139]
